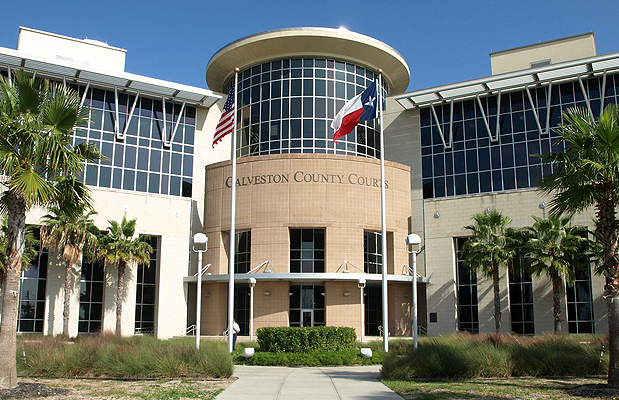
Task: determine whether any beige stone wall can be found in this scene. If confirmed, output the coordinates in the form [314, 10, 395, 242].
[201, 282, 228, 335]
[390, 283, 413, 336]
[490, 33, 596, 75]
[201, 153, 414, 335]
[16, 103, 224, 339]
[204, 154, 412, 275]
[200, 281, 290, 336]
[423, 189, 606, 335]
[43, 252, 81, 336]
[24, 186, 193, 338]
[254, 281, 289, 330]
[383, 100, 606, 336]
[326, 281, 362, 334]
[383, 102, 425, 275]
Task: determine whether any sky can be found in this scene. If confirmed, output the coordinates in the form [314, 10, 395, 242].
[1, 0, 617, 94]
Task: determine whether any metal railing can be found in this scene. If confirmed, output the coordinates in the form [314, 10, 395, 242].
[184, 324, 196, 336]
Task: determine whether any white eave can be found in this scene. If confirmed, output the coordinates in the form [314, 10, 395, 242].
[0, 46, 221, 107]
[183, 272, 431, 284]
[395, 52, 619, 110]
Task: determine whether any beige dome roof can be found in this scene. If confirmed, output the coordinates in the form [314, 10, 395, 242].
[206, 27, 410, 94]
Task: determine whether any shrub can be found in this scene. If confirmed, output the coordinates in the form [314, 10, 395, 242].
[381, 333, 608, 380]
[510, 334, 607, 376]
[244, 350, 377, 366]
[18, 334, 233, 379]
[232, 338, 383, 366]
[257, 326, 356, 353]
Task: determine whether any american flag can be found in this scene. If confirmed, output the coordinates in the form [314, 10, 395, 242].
[212, 85, 235, 147]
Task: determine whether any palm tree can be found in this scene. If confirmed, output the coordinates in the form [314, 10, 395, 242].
[461, 209, 519, 332]
[0, 72, 100, 389]
[40, 204, 99, 336]
[538, 105, 619, 387]
[98, 216, 152, 335]
[0, 217, 39, 290]
[525, 214, 594, 333]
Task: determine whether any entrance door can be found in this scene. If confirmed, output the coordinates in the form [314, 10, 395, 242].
[301, 310, 314, 327]
[289, 284, 325, 327]
[301, 286, 315, 327]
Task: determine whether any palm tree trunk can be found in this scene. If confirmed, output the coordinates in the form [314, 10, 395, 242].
[62, 260, 72, 336]
[116, 262, 125, 335]
[609, 296, 619, 388]
[492, 263, 502, 332]
[550, 270, 562, 333]
[597, 198, 619, 387]
[0, 194, 27, 389]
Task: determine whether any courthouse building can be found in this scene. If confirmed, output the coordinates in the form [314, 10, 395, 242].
[0, 27, 616, 339]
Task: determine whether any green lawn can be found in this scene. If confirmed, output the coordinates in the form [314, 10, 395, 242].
[382, 377, 616, 400]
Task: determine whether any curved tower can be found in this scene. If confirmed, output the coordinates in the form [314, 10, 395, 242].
[200, 28, 414, 338]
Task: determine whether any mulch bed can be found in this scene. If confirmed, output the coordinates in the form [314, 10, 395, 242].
[0, 382, 69, 399]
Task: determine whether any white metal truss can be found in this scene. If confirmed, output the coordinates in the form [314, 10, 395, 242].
[79, 82, 90, 107]
[430, 103, 450, 149]
[545, 81, 553, 135]
[395, 52, 619, 111]
[0, 48, 220, 107]
[114, 87, 120, 136]
[120, 91, 140, 140]
[577, 76, 595, 120]
[524, 86, 544, 136]
[170, 101, 187, 146]
[475, 94, 498, 142]
[600, 71, 608, 112]
[162, 97, 187, 148]
[1, 64, 200, 146]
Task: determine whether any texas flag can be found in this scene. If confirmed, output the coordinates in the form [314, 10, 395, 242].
[331, 81, 378, 141]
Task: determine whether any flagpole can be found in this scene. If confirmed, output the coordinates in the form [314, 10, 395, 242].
[227, 68, 239, 353]
[378, 70, 389, 353]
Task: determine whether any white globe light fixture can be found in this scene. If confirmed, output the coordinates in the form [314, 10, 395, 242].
[193, 233, 208, 349]
[405, 233, 422, 349]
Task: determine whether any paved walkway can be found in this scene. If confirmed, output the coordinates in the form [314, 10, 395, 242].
[216, 365, 403, 400]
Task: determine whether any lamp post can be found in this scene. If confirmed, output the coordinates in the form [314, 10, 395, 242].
[358, 278, 366, 343]
[405, 233, 421, 349]
[193, 233, 208, 349]
[249, 277, 256, 341]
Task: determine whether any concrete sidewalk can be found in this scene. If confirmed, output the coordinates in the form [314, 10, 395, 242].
[216, 365, 403, 400]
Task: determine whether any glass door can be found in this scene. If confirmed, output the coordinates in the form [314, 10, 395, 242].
[301, 310, 314, 327]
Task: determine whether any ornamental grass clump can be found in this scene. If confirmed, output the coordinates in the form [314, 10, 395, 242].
[383, 335, 511, 379]
[510, 334, 607, 376]
[381, 333, 608, 380]
[17, 334, 233, 379]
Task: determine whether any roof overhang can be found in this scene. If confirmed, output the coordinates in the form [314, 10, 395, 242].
[0, 46, 221, 107]
[206, 27, 410, 94]
[395, 52, 619, 110]
[183, 272, 430, 284]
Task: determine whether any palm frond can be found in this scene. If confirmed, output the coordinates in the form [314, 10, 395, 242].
[8, 167, 57, 206]
[14, 72, 46, 117]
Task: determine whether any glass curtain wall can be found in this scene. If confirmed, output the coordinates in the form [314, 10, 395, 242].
[456, 237, 479, 333]
[508, 268, 535, 334]
[17, 232, 48, 333]
[566, 266, 595, 333]
[420, 73, 619, 199]
[135, 237, 159, 334]
[364, 231, 382, 274]
[234, 284, 250, 334]
[365, 286, 382, 336]
[69, 85, 197, 198]
[289, 284, 325, 327]
[290, 229, 325, 273]
[234, 58, 384, 158]
[235, 231, 251, 273]
[79, 258, 105, 334]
